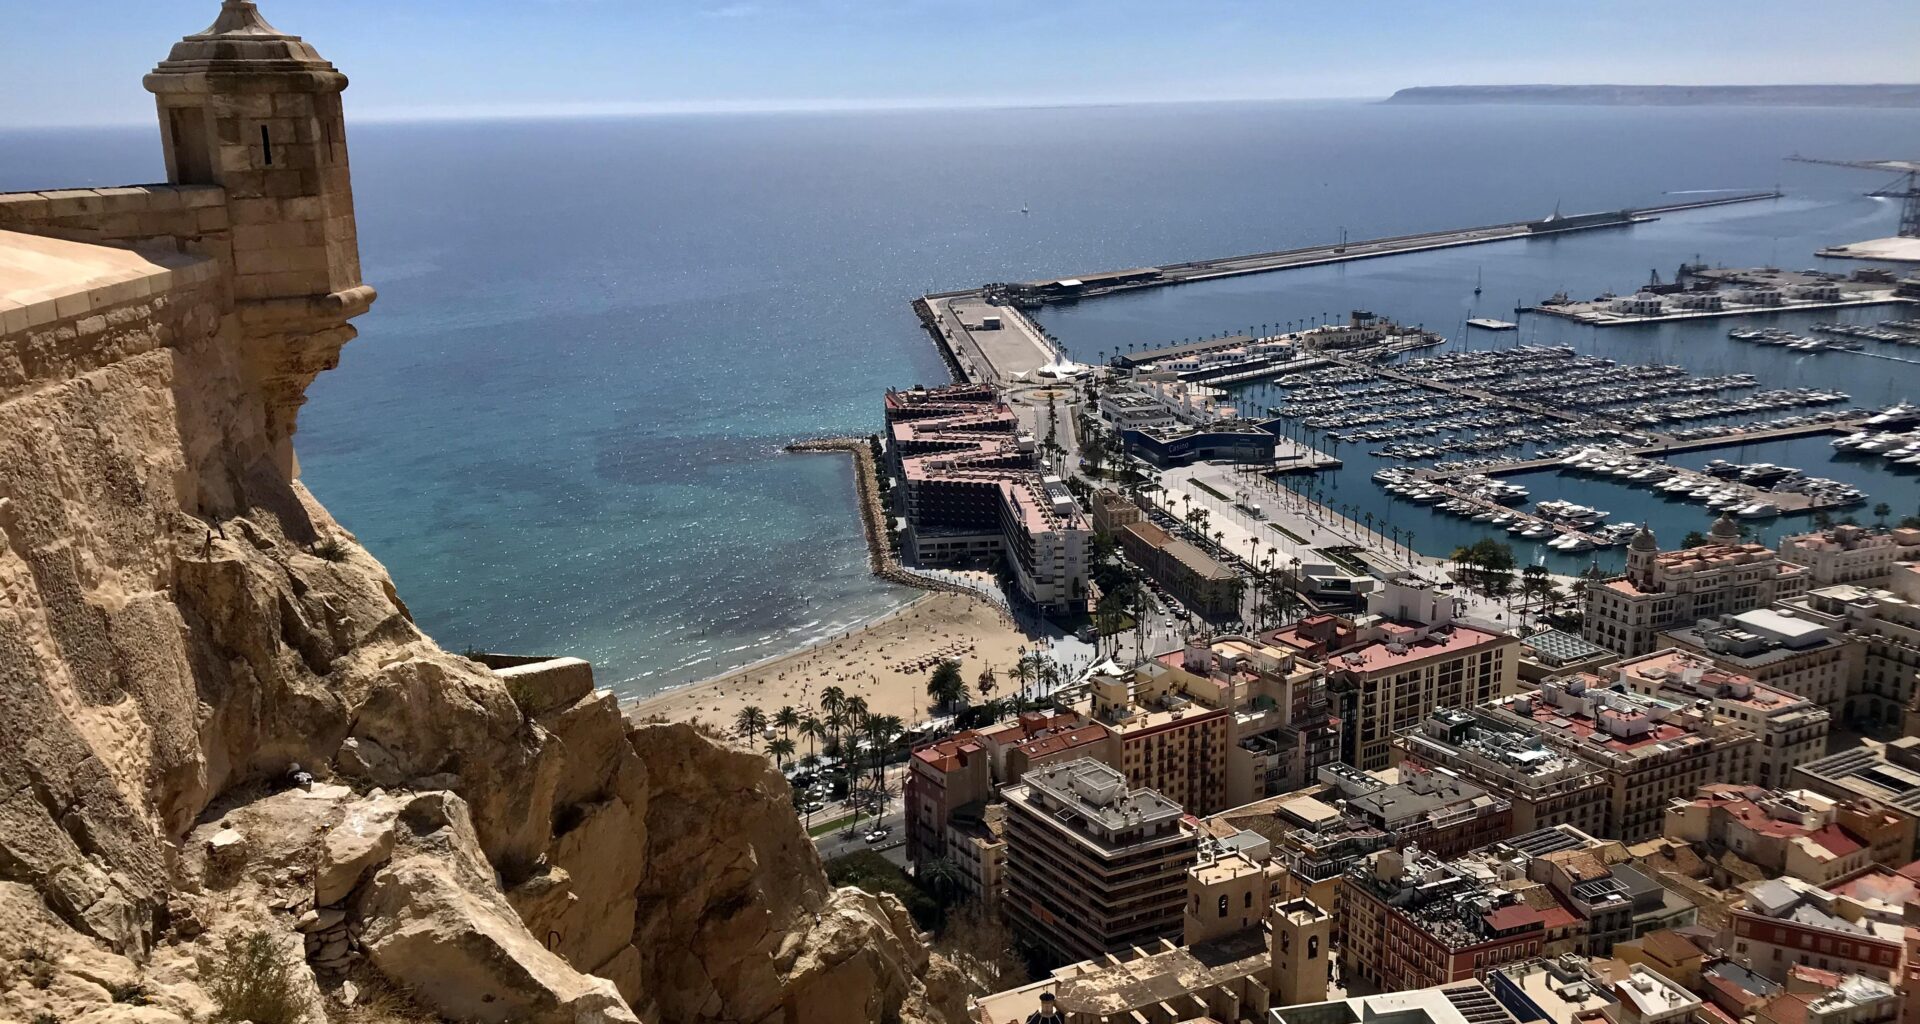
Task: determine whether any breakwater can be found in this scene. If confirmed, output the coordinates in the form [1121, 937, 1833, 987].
[784, 436, 984, 597]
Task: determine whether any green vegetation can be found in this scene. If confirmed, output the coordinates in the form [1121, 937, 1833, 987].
[203, 929, 303, 1024]
[807, 813, 860, 837]
[927, 659, 968, 713]
[825, 850, 942, 928]
[1191, 479, 1230, 502]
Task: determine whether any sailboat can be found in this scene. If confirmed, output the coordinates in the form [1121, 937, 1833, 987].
[1473, 268, 1483, 297]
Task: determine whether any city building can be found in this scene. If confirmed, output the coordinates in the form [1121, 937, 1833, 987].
[1083, 636, 1338, 815]
[1775, 570, 1920, 729]
[1756, 968, 1899, 1024]
[1662, 609, 1862, 713]
[1096, 385, 1181, 433]
[1662, 785, 1905, 886]
[884, 383, 1091, 612]
[1584, 521, 1809, 659]
[1116, 520, 1244, 619]
[1393, 707, 1611, 836]
[1271, 577, 1518, 771]
[1518, 629, 1621, 684]
[1088, 487, 1143, 535]
[1615, 648, 1830, 790]
[1318, 762, 1513, 859]
[1728, 876, 1905, 982]
[905, 710, 1107, 871]
[1601, 966, 1702, 1024]
[1339, 847, 1546, 993]
[1121, 420, 1281, 467]
[1487, 674, 1758, 841]
[1001, 759, 1197, 964]
[1613, 929, 1710, 992]
[970, 894, 1335, 1024]
[1791, 738, 1920, 832]
[1776, 525, 1920, 588]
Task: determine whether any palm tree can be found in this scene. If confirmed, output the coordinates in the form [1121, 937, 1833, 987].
[1010, 655, 1036, 705]
[798, 715, 823, 762]
[976, 666, 998, 701]
[920, 857, 966, 907]
[1874, 502, 1893, 527]
[928, 660, 967, 714]
[734, 704, 768, 740]
[767, 736, 795, 768]
[773, 705, 799, 743]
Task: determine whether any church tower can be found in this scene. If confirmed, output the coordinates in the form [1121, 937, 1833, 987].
[144, 0, 375, 473]
[1626, 525, 1658, 590]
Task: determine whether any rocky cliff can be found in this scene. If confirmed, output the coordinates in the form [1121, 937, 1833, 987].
[0, 286, 963, 1024]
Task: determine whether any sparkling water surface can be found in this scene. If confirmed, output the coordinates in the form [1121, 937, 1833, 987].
[5, 102, 1919, 693]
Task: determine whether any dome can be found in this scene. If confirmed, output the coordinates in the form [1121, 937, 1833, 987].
[1709, 513, 1741, 542]
[1629, 525, 1658, 552]
[150, 1, 337, 78]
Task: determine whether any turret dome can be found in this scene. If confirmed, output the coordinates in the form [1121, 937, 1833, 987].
[149, 1, 339, 81]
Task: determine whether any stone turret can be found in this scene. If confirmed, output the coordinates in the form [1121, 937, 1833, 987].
[144, 0, 375, 473]
[1710, 512, 1742, 545]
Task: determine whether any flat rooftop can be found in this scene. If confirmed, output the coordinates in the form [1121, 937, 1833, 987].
[1017, 757, 1186, 838]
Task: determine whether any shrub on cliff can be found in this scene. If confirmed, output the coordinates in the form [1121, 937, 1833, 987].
[203, 929, 303, 1024]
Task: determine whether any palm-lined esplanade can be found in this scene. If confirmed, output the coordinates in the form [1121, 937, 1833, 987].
[729, 646, 1080, 833]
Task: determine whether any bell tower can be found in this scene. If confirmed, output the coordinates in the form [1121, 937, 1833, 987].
[145, 0, 376, 474]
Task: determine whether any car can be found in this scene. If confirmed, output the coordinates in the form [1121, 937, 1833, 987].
[803, 802, 824, 813]
[863, 828, 891, 844]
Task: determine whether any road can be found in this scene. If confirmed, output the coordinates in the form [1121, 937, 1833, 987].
[813, 807, 906, 863]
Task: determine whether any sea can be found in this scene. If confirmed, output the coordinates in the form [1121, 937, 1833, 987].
[5, 100, 1920, 696]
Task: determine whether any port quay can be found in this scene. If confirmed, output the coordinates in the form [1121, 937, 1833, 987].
[897, 189, 1920, 574]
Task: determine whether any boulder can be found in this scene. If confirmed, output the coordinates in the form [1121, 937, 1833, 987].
[313, 796, 398, 906]
[356, 793, 639, 1024]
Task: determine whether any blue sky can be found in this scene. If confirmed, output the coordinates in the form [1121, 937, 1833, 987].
[6, 0, 1920, 127]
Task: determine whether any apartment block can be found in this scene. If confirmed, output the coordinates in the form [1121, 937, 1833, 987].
[1486, 674, 1757, 841]
[905, 710, 1107, 871]
[1615, 648, 1829, 790]
[1729, 877, 1905, 982]
[1663, 784, 1909, 886]
[1393, 707, 1610, 836]
[1272, 577, 1518, 771]
[1117, 520, 1244, 619]
[1339, 847, 1546, 993]
[1585, 521, 1808, 658]
[1001, 758, 1197, 965]
[1776, 568, 1920, 729]
[884, 384, 1090, 612]
[1084, 634, 1337, 815]
[1662, 608, 1862, 712]
[1776, 525, 1919, 587]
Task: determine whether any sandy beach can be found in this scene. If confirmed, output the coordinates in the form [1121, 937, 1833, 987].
[625, 591, 1044, 736]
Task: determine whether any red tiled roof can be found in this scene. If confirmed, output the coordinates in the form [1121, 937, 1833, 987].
[1809, 824, 1865, 858]
[1483, 905, 1545, 932]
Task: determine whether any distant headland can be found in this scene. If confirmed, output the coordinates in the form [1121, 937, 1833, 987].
[1383, 84, 1920, 107]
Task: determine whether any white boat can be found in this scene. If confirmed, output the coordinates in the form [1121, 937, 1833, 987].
[1734, 502, 1780, 518]
[1520, 525, 1551, 539]
[1831, 432, 1870, 449]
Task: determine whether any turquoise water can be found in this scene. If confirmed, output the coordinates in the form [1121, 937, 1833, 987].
[6, 102, 1919, 692]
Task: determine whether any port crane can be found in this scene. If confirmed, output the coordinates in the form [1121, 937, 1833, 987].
[1787, 154, 1920, 238]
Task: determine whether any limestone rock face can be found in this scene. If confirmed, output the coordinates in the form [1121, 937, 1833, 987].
[0, 260, 960, 1024]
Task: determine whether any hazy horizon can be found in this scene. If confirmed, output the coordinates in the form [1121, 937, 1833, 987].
[8, 0, 1920, 129]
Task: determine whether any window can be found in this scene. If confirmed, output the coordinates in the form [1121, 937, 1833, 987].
[1308, 935, 1320, 959]
[1244, 891, 1253, 909]
[260, 125, 274, 166]
[1218, 895, 1229, 918]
